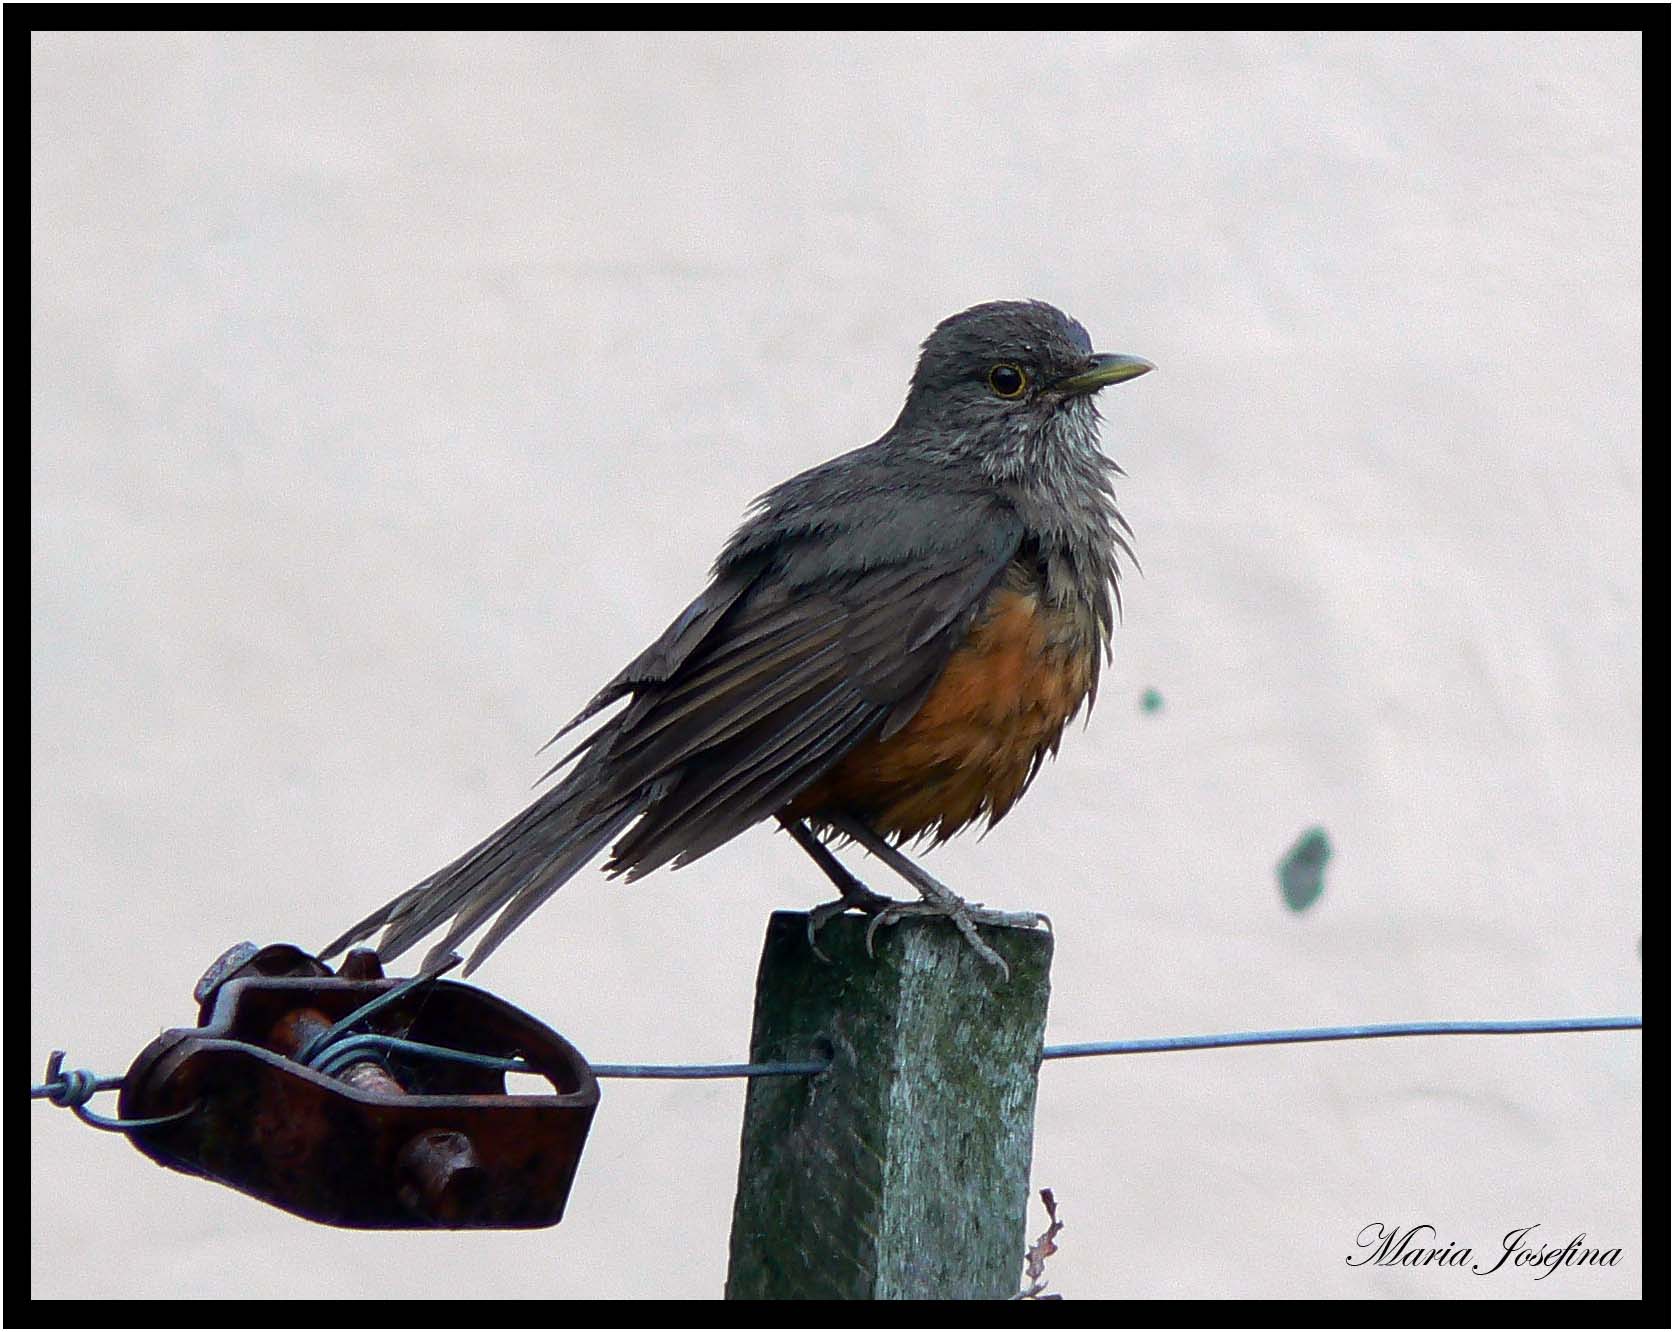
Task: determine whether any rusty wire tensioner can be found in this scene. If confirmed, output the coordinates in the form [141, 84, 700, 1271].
[115, 942, 598, 1229]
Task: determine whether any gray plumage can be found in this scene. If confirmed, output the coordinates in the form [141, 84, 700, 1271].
[322, 300, 1146, 972]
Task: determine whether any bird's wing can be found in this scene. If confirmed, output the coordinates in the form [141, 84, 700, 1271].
[325, 487, 1023, 972]
[541, 565, 760, 752]
[592, 496, 1026, 878]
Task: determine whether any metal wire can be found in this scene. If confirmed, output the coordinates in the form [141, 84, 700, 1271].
[1040, 1016, 1645, 1060]
[33, 1015, 1642, 1123]
[591, 1061, 831, 1079]
[592, 1016, 1645, 1077]
[294, 951, 462, 1065]
[30, 1051, 197, 1133]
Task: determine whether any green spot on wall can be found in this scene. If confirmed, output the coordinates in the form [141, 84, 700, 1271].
[1278, 826, 1331, 913]
[1139, 687, 1164, 714]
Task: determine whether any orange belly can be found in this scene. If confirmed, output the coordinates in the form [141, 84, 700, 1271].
[787, 579, 1098, 842]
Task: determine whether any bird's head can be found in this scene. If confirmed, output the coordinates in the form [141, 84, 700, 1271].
[893, 300, 1152, 478]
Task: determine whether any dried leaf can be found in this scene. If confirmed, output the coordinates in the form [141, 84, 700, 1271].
[1017, 1187, 1065, 1299]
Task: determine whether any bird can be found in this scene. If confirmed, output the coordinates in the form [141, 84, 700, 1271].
[322, 300, 1152, 979]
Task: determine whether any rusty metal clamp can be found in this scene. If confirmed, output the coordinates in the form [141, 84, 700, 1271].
[117, 942, 598, 1229]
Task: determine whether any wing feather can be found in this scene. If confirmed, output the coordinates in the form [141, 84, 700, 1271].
[324, 482, 1026, 971]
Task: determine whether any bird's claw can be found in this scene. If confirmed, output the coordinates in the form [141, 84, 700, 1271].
[807, 890, 917, 962]
[805, 897, 857, 963]
[860, 898, 1051, 982]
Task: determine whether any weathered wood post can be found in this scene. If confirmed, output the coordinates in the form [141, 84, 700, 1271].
[725, 910, 1053, 1300]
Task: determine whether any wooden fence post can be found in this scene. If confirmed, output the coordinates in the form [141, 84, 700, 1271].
[725, 909, 1053, 1300]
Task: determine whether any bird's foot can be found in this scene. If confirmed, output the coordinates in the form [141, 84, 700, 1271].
[817, 812, 1050, 981]
[806, 883, 907, 962]
[863, 890, 1052, 982]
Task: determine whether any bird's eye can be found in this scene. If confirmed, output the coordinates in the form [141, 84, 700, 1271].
[987, 364, 1028, 399]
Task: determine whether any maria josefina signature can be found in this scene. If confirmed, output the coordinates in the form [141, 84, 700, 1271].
[1347, 1223, 1623, 1279]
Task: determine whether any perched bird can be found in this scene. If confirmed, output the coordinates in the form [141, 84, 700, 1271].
[323, 301, 1151, 977]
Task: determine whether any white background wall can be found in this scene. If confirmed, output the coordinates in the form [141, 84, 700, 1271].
[32, 31, 1642, 1300]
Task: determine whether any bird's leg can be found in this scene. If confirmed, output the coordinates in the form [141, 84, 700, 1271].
[826, 814, 1051, 982]
[778, 815, 905, 960]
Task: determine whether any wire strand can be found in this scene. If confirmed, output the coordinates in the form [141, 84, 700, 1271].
[1039, 1016, 1645, 1060]
[33, 1015, 1641, 1122]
